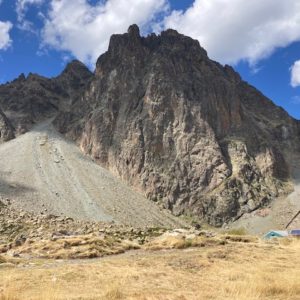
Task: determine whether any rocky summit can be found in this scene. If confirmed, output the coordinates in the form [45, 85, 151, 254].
[0, 25, 299, 227]
[0, 60, 93, 136]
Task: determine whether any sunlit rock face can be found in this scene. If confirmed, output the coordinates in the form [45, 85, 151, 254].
[1, 25, 299, 226]
[53, 25, 300, 226]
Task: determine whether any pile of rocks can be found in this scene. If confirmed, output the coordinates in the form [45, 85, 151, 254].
[0, 199, 170, 256]
[0, 199, 223, 260]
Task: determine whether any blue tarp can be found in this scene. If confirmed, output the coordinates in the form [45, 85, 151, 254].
[290, 229, 300, 236]
[264, 231, 288, 239]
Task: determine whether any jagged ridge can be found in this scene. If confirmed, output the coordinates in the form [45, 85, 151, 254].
[1, 25, 300, 226]
[0, 60, 93, 136]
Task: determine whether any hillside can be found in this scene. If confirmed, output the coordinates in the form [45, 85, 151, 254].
[0, 119, 182, 228]
[55, 25, 300, 226]
[231, 153, 300, 233]
[0, 25, 299, 227]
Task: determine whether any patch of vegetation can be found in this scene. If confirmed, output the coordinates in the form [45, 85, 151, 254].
[1, 239, 299, 300]
[0, 256, 6, 264]
[224, 227, 247, 236]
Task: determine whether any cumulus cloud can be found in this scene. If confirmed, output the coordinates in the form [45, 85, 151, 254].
[37, 0, 300, 67]
[41, 0, 168, 65]
[163, 0, 300, 65]
[291, 60, 300, 88]
[0, 21, 12, 50]
[16, 0, 44, 32]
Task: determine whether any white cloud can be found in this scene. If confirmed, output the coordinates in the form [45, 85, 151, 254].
[16, 0, 44, 32]
[41, 0, 168, 65]
[16, 0, 44, 20]
[163, 0, 300, 65]
[291, 60, 300, 88]
[0, 21, 12, 50]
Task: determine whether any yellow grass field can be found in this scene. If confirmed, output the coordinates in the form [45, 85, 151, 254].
[1, 236, 300, 300]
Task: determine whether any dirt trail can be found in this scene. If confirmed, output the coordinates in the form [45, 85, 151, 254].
[231, 154, 300, 234]
[0, 120, 183, 228]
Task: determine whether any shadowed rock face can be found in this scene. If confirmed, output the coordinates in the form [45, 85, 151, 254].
[0, 108, 14, 142]
[1, 25, 300, 226]
[0, 60, 93, 135]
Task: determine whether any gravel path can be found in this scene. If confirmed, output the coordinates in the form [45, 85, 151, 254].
[0, 119, 183, 228]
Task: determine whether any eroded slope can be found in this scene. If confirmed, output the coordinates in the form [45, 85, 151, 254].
[0, 119, 183, 228]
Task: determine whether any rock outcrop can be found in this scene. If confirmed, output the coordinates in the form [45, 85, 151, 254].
[0, 60, 93, 135]
[54, 25, 300, 226]
[0, 108, 14, 142]
[1, 25, 300, 226]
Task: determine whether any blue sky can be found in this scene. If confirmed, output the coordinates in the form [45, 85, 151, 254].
[0, 0, 299, 119]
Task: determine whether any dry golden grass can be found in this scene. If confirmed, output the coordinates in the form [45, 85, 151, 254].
[144, 232, 257, 251]
[6, 235, 140, 260]
[144, 235, 207, 250]
[1, 237, 299, 300]
[223, 227, 248, 236]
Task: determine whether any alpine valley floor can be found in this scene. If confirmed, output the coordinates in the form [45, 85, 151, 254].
[1, 234, 300, 300]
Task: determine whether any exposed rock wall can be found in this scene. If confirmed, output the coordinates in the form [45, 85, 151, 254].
[54, 25, 300, 226]
[0, 109, 14, 142]
[0, 60, 93, 135]
[1, 25, 299, 226]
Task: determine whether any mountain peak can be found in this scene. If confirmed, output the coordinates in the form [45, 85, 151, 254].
[59, 27, 300, 226]
[63, 60, 91, 74]
[1, 26, 299, 227]
[161, 28, 180, 37]
[127, 24, 140, 37]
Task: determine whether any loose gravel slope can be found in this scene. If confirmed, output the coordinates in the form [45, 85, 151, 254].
[0, 119, 183, 228]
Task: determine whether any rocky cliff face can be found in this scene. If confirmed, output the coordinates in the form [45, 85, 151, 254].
[0, 60, 92, 135]
[0, 108, 14, 142]
[53, 25, 300, 226]
[1, 25, 300, 226]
